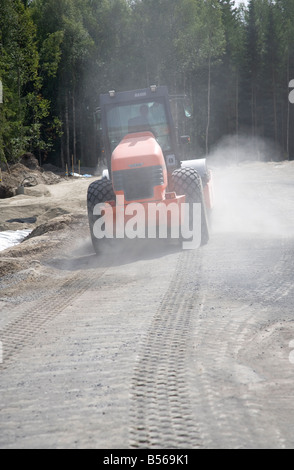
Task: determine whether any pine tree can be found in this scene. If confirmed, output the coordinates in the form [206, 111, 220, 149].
[0, 0, 48, 162]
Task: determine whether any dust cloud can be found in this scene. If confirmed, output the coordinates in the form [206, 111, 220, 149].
[207, 135, 294, 237]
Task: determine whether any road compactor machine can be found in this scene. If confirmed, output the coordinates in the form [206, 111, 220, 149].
[87, 85, 213, 253]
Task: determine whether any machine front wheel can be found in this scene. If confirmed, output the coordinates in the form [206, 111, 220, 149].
[171, 167, 209, 247]
[87, 178, 115, 254]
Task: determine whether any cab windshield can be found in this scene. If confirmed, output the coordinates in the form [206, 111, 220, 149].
[105, 98, 171, 154]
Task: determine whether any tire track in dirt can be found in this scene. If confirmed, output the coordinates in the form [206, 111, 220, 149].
[187, 235, 294, 448]
[129, 249, 203, 449]
[0, 266, 109, 369]
[129, 233, 294, 449]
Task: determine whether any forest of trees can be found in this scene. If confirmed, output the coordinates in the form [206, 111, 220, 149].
[0, 0, 294, 169]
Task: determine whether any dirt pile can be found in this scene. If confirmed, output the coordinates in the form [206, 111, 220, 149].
[0, 214, 87, 277]
[0, 153, 65, 198]
[0, 155, 97, 276]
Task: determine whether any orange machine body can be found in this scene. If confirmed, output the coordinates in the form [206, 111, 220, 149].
[103, 131, 185, 231]
[111, 131, 167, 202]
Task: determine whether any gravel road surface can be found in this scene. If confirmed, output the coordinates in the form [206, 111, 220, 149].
[0, 160, 294, 449]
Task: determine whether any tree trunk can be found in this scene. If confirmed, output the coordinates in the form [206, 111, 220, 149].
[272, 67, 278, 146]
[235, 70, 239, 163]
[72, 91, 76, 166]
[206, 52, 211, 157]
[79, 100, 84, 165]
[65, 92, 70, 169]
[60, 129, 64, 169]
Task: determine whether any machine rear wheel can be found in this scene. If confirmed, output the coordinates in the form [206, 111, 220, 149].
[87, 178, 115, 254]
[172, 167, 209, 246]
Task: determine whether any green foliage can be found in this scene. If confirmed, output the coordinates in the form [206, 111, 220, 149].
[0, 0, 51, 161]
[1, 0, 294, 164]
[175, 0, 225, 70]
[39, 31, 64, 78]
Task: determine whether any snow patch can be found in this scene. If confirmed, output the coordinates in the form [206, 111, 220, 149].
[0, 229, 32, 252]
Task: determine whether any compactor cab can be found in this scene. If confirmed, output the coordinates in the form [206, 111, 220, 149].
[87, 85, 213, 253]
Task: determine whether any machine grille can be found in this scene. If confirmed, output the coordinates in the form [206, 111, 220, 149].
[112, 165, 164, 201]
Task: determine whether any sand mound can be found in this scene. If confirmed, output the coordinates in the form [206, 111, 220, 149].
[0, 154, 65, 199]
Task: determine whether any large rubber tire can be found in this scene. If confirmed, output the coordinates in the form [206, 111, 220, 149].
[171, 166, 209, 246]
[87, 178, 115, 254]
